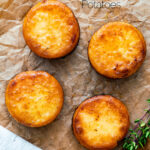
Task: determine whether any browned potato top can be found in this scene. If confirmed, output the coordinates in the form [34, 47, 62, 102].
[88, 22, 146, 78]
[5, 71, 64, 127]
[23, 0, 79, 59]
[73, 95, 130, 150]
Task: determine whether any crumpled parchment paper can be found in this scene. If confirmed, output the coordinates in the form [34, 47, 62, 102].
[0, 0, 150, 149]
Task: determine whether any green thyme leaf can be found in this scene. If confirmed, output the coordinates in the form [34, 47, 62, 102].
[140, 122, 146, 127]
[134, 119, 140, 123]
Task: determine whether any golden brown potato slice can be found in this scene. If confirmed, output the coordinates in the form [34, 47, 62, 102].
[5, 71, 63, 127]
[88, 22, 146, 78]
[73, 95, 129, 150]
[23, 0, 79, 59]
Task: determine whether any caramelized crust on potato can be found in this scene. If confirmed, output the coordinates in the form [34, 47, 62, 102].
[5, 71, 63, 127]
[23, 0, 79, 59]
[88, 22, 146, 78]
[73, 95, 130, 150]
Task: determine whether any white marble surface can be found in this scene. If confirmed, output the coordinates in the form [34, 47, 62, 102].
[0, 126, 42, 150]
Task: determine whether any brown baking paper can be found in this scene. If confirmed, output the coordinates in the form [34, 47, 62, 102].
[0, 0, 150, 149]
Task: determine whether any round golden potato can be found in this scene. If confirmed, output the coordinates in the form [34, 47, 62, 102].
[5, 71, 63, 127]
[88, 22, 146, 78]
[73, 95, 130, 150]
[23, 0, 79, 59]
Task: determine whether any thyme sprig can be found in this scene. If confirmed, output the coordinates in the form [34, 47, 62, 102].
[123, 99, 150, 150]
